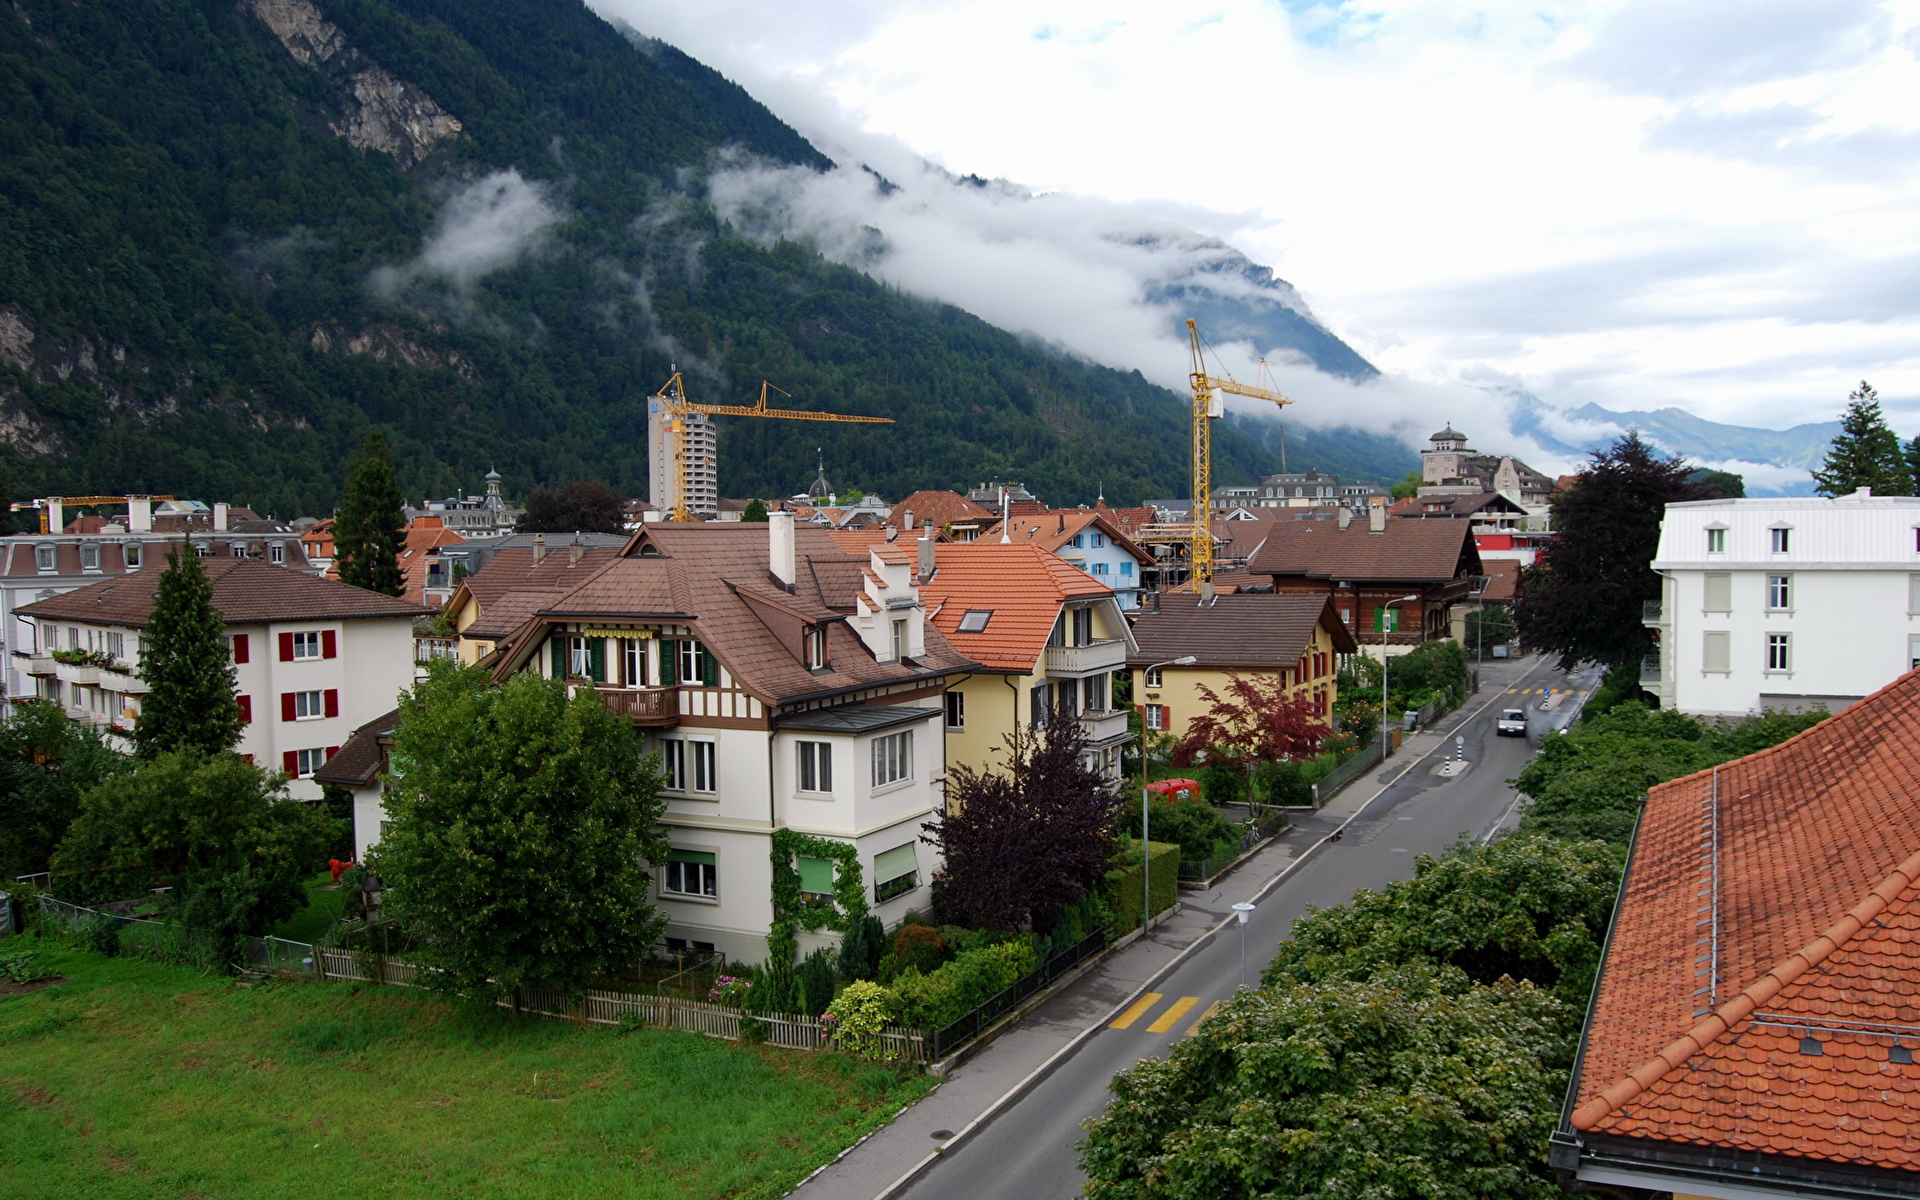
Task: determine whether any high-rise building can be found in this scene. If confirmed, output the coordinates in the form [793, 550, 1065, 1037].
[647, 399, 717, 517]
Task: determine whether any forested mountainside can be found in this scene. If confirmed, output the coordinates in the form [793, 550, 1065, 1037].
[0, 0, 1401, 516]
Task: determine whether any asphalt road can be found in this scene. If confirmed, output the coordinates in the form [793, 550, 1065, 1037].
[897, 654, 1593, 1200]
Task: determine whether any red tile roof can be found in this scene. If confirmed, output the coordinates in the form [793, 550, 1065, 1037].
[918, 542, 1114, 672]
[990, 510, 1152, 566]
[888, 490, 997, 535]
[15, 557, 427, 626]
[1246, 517, 1480, 583]
[393, 518, 467, 605]
[1569, 668, 1920, 1174]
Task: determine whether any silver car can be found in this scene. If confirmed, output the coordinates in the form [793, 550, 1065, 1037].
[1496, 708, 1528, 737]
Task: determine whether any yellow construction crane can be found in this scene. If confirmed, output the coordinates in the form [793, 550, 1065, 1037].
[652, 375, 893, 522]
[1186, 318, 1293, 592]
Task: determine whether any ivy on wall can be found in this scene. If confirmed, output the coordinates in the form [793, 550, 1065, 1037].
[768, 829, 869, 965]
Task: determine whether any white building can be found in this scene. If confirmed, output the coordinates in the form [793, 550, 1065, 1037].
[15, 558, 426, 797]
[647, 398, 718, 518]
[1644, 491, 1920, 716]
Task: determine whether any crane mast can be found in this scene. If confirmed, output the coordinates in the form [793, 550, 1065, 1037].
[1185, 318, 1293, 593]
[651, 375, 893, 522]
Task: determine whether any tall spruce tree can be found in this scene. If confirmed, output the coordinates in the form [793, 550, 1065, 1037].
[134, 541, 241, 759]
[1812, 382, 1912, 496]
[334, 432, 406, 596]
[0, 457, 13, 536]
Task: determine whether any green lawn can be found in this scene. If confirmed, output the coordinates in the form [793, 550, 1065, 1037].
[268, 872, 353, 944]
[0, 937, 928, 1199]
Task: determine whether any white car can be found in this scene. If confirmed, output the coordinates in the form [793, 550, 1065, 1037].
[1496, 708, 1528, 737]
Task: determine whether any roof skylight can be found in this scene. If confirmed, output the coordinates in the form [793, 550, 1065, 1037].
[957, 609, 992, 633]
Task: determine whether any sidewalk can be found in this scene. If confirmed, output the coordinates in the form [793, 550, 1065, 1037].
[790, 656, 1556, 1200]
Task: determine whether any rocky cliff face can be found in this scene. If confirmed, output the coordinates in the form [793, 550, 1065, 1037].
[245, 0, 461, 169]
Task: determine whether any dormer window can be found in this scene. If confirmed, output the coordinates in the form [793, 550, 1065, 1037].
[806, 627, 826, 670]
[890, 618, 907, 662]
[1770, 526, 1791, 554]
[269, 542, 286, 565]
[124, 542, 142, 569]
[34, 545, 55, 572]
[80, 543, 99, 571]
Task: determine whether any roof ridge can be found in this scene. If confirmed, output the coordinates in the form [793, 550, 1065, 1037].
[1571, 843, 1920, 1131]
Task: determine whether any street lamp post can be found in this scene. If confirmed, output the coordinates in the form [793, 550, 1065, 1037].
[1380, 594, 1419, 760]
[1140, 654, 1197, 933]
[1233, 902, 1255, 989]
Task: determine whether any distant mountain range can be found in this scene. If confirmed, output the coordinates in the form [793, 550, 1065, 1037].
[1506, 396, 1835, 494]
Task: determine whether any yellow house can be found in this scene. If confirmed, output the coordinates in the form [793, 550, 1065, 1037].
[918, 541, 1140, 782]
[1126, 593, 1358, 744]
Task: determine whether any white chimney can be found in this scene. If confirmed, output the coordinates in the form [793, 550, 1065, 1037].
[45, 498, 63, 535]
[128, 496, 152, 534]
[1337, 508, 1352, 531]
[769, 510, 796, 589]
[1369, 503, 1386, 534]
[918, 534, 935, 583]
[904, 510, 915, 531]
[213, 502, 229, 532]
[569, 533, 584, 566]
[532, 532, 547, 562]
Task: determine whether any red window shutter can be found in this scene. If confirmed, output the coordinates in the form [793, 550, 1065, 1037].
[236, 695, 252, 724]
[322, 630, 337, 659]
[232, 634, 250, 664]
[280, 692, 296, 722]
[325, 745, 339, 761]
[282, 750, 298, 776]
[241, 754, 254, 766]
[278, 632, 294, 661]
[324, 689, 339, 718]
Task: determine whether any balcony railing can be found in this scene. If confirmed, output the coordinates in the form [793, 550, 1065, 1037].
[1043, 638, 1129, 676]
[1077, 708, 1131, 744]
[19, 654, 55, 677]
[595, 686, 680, 726]
[1643, 599, 1665, 624]
[1640, 654, 1662, 685]
[54, 662, 101, 686]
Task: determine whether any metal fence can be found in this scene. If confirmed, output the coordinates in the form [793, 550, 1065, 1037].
[1310, 741, 1386, 807]
[1177, 810, 1289, 883]
[924, 925, 1111, 1061]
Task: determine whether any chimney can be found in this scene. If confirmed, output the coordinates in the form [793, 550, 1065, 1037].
[917, 533, 935, 584]
[569, 533, 584, 566]
[769, 510, 796, 590]
[904, 510, 915, 531]
[1369, 503, 1385, 534]
[45, 498, 62, 535]
[532, 532, 547, 562]
[1337, 507, 1352, 531]
[213, 502, 229, 532]
[128, 496, 152, 534]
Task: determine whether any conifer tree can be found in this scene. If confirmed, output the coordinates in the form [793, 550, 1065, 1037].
[1812, 382, 1912, 496]
[0, 457, 13, 536]
[334, 432, 406, 596]
[741, 498, 769, 522]
[134, 541, 241, 759]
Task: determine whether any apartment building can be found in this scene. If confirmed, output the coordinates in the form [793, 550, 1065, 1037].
[1644, 491, 1920, 716]
[988, 510, 1155, 609]
[14, 558, 426, 797]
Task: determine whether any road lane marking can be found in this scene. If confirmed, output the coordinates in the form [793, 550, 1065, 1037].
[1185, 1000, 1223, 1037]
[1110, 993, 1163, 1029]
[1146, 996, 1199, 1033]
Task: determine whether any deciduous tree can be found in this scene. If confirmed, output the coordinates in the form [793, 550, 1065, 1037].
[334, 432, 406, 596]
[0, 700, 130, 878]
[521, 480, 626, 534]
[134, 541, 241, 758]
[1515, 433, 1708, 671]
[371, 664, 671, 998]
[1169, 672, 1330, 810]
[925, 711, 1122, 932]
[1813, 382, 1912, 497]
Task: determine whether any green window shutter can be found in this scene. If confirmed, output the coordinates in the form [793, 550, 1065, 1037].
[589, 638, 606, 683]
[550, 635, 567, 679]
[874, 843, 916, 884]
[660, 640, 677, 686]
[699, 643, 718, 687]
[796, 855, 835, 895]
[668, 849, 716, 866]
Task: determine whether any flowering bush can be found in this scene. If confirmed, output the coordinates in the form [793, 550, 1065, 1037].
[823, 980, 902, 1058]
[708, 974, 754, 1005]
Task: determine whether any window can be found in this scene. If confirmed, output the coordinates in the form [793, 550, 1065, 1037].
[106, 632, 124, 659]
[293, 748, 328, 779]
[268, 542, 286, 565]
[1120, 561, 1133, 577]
[1092, 533, 1106, 548]
[796, 856, 835, 898]
[664, 850, 717, 898]
[1144, 666, 1163, 688]
[661, 739, 685, 790]
[957, 609, 993, 634]
[677, 639, 718, 686]
[1703, 630, 1731, 673]
[1091, 562, 1109, 576]
[691, 741, 716, 791]
[1910, 635, 1920, 671]
[292, 690, 325, 719]
[569, 636, 591, 678]
[66, 627, 78, 650]
[1072, 606, 1093, 645]
[872, 730, 912, 787]
[1083, 674, 1105, 711]
[1706, 527, 1726, 553]
[1766, 632, 1791, 672]
[624, 639, 644, 686]
[797, 741, 833, 792]
[80, 543, 99, 570]
[874, 844, 918, 903]
[1069, 533, 1085, 548]
[1766, 574, 1792, 610]
[291, 631, 322, 660]
[1770, 526, 1791, 553]
[1145, 704, 1168, 731]
[806, 627, 826, 670]
[945, 690, 965, 730]
[34, 546, 54, 571]
[1703, 572, 1732, 613]
[890, 618, 907, 662]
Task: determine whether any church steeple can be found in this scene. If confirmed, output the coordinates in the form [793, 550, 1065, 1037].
[806, 450, 834, 502]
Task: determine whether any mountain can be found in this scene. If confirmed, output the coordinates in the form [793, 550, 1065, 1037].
[1507, 393, 1835, 494]
[3, 0, 1387, 517]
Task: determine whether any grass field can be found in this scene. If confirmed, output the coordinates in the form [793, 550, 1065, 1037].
[0, 935, 928, 1199]
[268, 873, 352, 944]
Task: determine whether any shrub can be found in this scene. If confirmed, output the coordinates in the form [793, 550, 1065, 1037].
[891, 942, 1031, 1029]
[1147, 797, 1241, 866]
[1255, 759, 1313, 808]
[0, 947, 51, 983]
[82, 918, 122, 958]
[707, 975, 754, 1005]
[877, 923, 946, 984]
[838, 914, 885, 982]
[823, 980, 904, 1057]
[1195, 759, 1243, 805]
[797, 947, 838, 1016]
[743, 956, 797, 1016]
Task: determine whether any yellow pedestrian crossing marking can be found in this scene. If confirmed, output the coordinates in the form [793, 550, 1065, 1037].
[1504, 687, 1568, 695]
[1185, 1000, 1223, 1037]
[1110, 993, 1163, 1029]
[1146, 996, 1200, 1033]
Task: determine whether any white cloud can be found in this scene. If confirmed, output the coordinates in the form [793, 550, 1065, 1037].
[373, 169, 560, 295]
[591, 0, 1920, 440]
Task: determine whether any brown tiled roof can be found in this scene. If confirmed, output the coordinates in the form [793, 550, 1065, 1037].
[989, 510, 1152, 566]
[1480, 560, 1520, 602]
[919, 542, 1116, 672]
[312, 708, 398, 787]
[0, 536, 313, 577]
[1246, 518, 1480, 583]
[1569, 669, 1920, 1173]
[1128, 593, 1356, 668]
[15, 557, 427, 626]
[496, 523, 975, 705]
[1403, 491, 1528, 519]
[452, 546, 624, 639]
[889, 490, 996, 534]
[827, 528, 893, 555]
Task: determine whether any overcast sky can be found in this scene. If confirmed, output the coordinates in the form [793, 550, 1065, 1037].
[591, 0, 1920, 435]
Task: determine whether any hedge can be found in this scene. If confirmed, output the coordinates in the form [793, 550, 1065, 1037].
[1109, 840, 1180, 933]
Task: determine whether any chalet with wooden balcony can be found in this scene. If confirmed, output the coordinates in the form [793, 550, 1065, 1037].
[1245, 506, 1483, 659]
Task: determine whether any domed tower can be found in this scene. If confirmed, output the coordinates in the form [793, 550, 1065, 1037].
[806, 451, 834, 504]
[1422, 424, 1471, 486]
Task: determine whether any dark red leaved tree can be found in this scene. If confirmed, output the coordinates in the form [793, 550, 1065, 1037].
[1171, 672, 1332, 811]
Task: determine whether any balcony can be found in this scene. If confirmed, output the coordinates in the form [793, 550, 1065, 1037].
[54, 661, 100, 686]
[104, 668, 148, 695]
[1643, 599, 1665, 625]
[1639, 654, 1662, 685]
[19, 653, 55, 677]
[595, 686, 680, 727]
[1043, 638, 1129, 677]
[1077, 708, 1131, 745]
